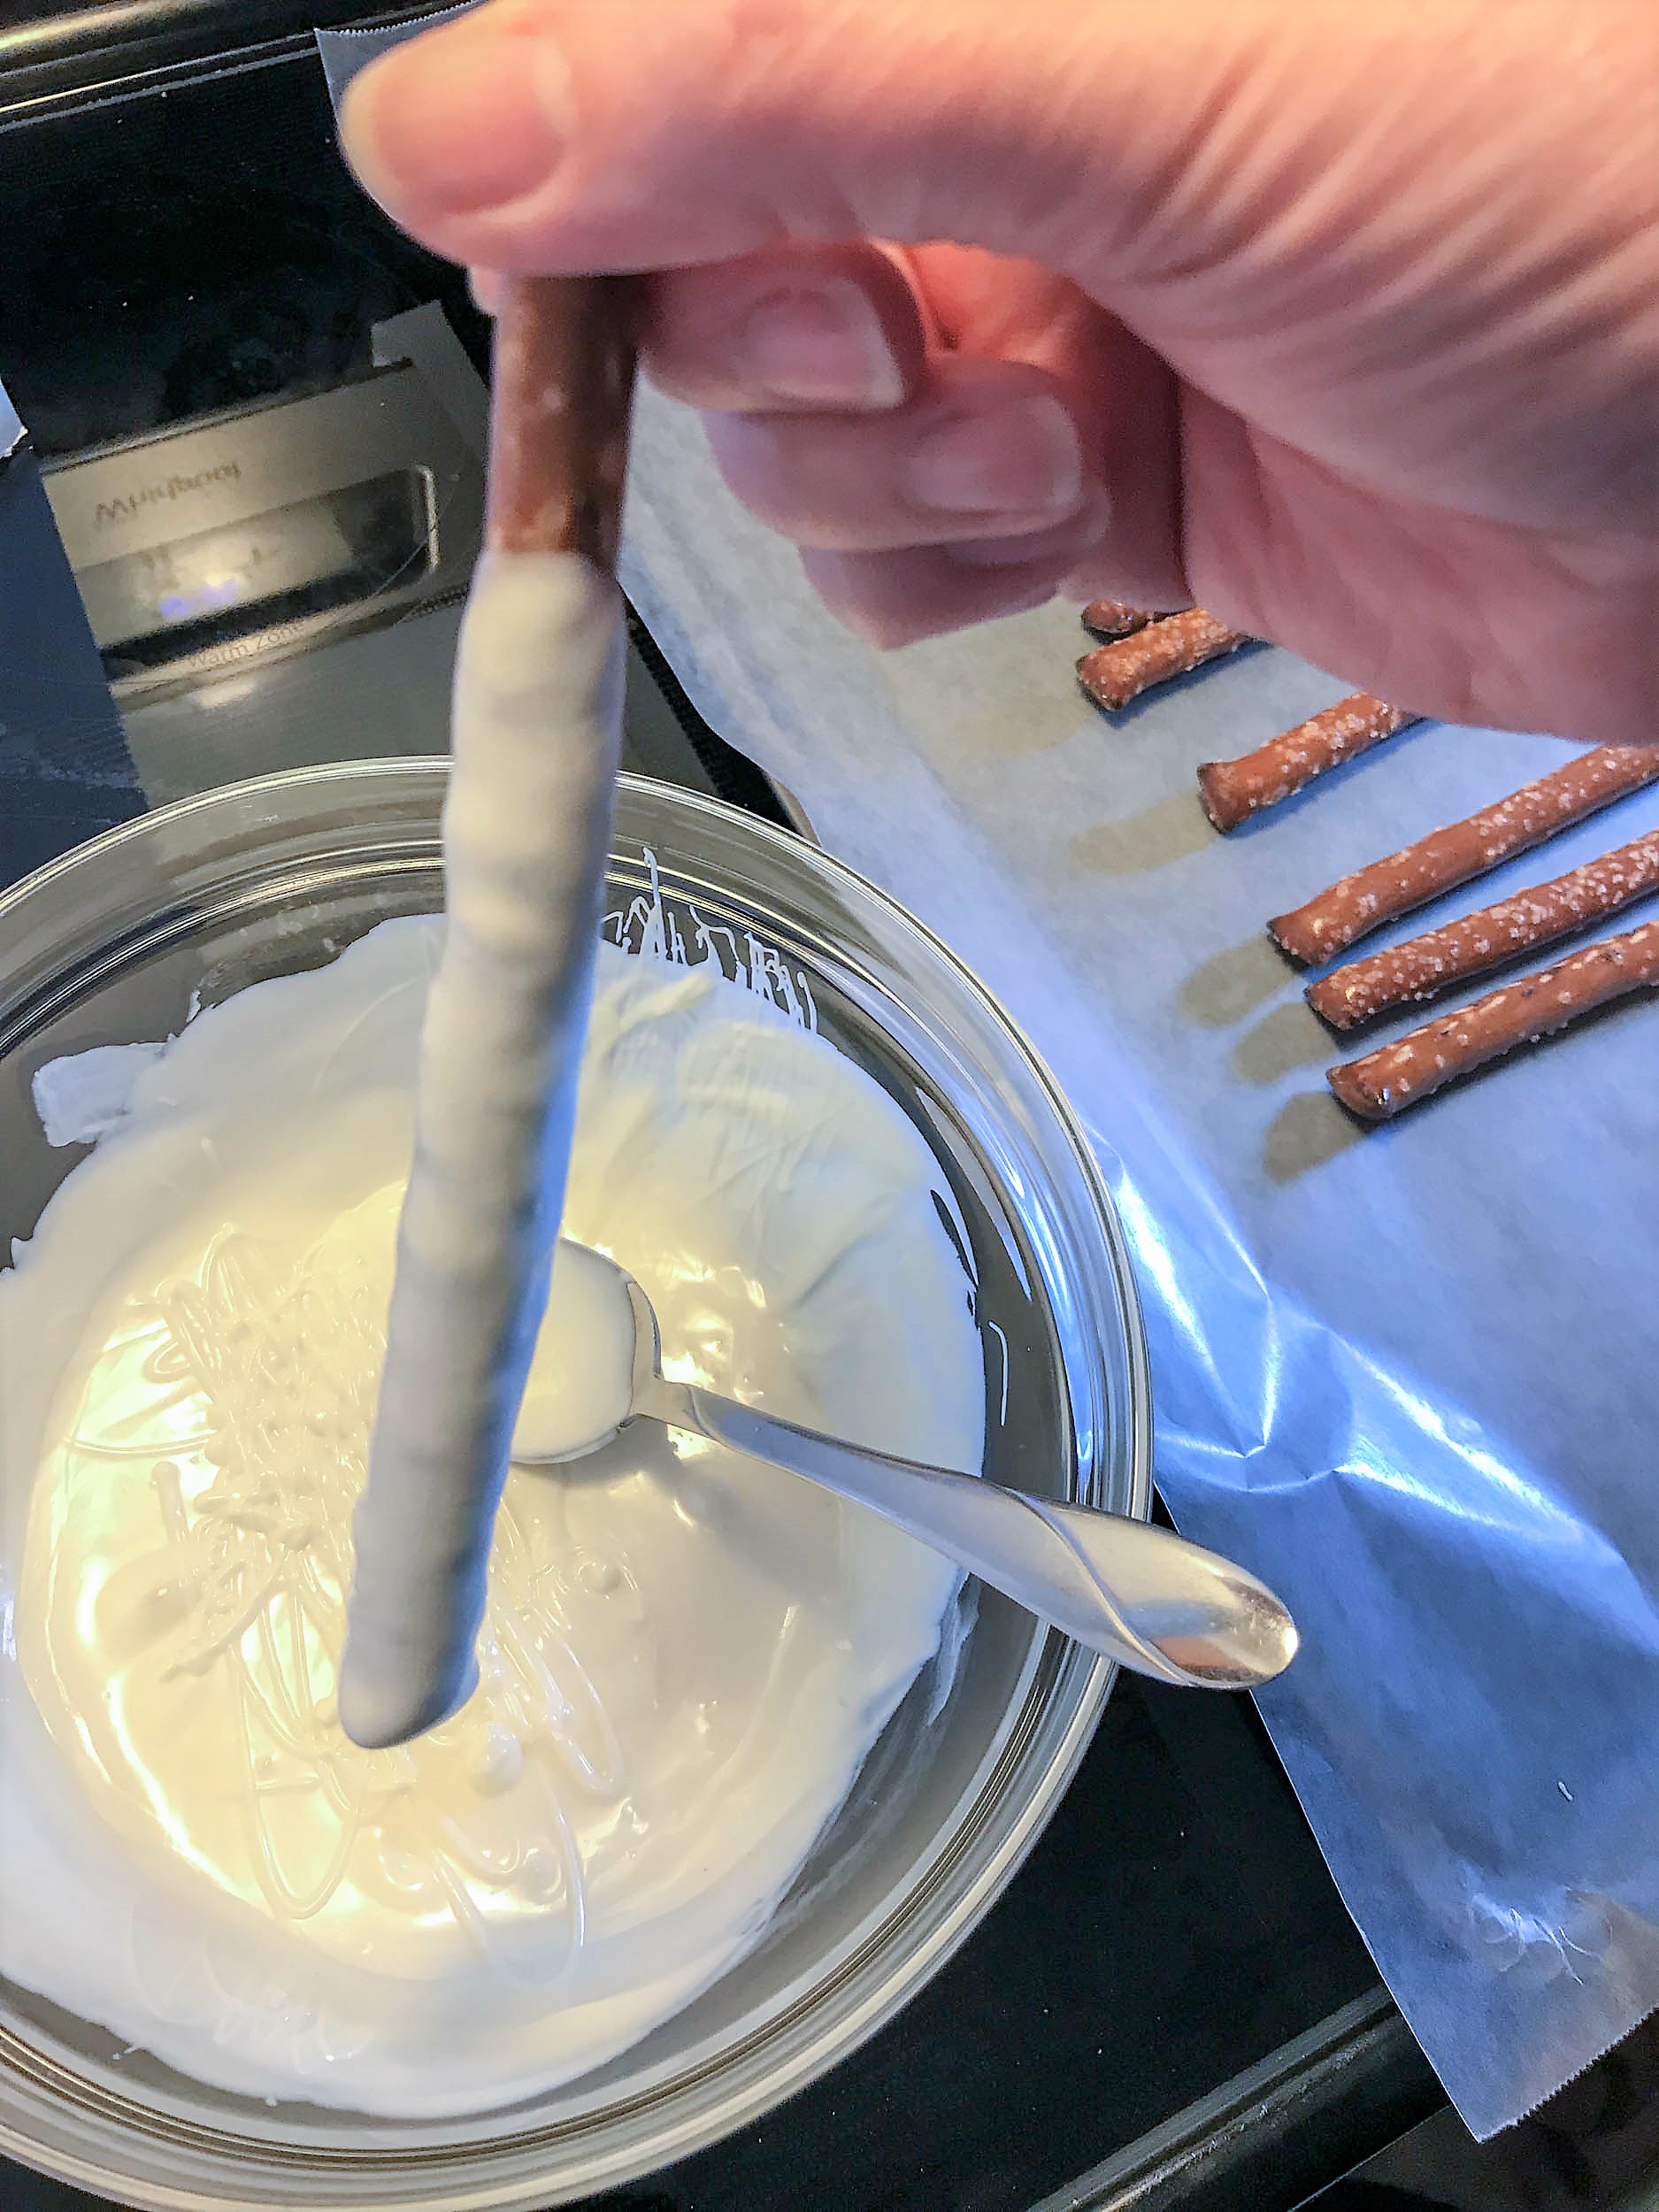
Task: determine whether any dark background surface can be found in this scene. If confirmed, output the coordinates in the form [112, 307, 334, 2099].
[0, 446, 142, 881]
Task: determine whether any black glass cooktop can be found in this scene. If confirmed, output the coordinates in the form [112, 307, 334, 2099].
[0, 16, 1444, 2210]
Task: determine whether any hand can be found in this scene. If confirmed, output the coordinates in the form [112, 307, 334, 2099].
[342, 0, 1657, 741]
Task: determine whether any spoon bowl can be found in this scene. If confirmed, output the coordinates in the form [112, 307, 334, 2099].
[514, 1241, 1298, 1694]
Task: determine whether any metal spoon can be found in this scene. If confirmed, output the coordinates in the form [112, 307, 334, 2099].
[513, 1245, 1299, 1693]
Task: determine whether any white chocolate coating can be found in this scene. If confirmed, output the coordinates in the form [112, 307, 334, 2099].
[341, 549, 626, 1749]
[0, 921, 983, 2115]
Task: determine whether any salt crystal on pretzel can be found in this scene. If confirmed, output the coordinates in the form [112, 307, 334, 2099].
[1081, 599, 1156, 642]
[1308, 828, 1659, 1031]
[1269, 746, 1659, 967]
[485, 273, 635, 561]
[1197, 697, 1420, 834]
[1326, 918, 1659, 1122]
[1077, 610, 1252, 712]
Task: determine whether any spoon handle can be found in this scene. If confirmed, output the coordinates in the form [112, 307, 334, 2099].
[641, 1379, 1297, 1691]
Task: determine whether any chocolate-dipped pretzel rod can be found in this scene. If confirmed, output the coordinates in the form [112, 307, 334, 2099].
[1078, 609, 1252, 711]
[1309, 829, 1659, 1032]
[1198, 696, 1421, 834]
[487, 273, 637, 564]
[1270, 746, 1659, 967]
[342, 276, 643, 1748]
[1081, 599, 1156, 642]
[1327, 918, 1659, 1122]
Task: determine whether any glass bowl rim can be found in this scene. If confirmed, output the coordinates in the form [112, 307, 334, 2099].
[0, 757, 1155, 2207]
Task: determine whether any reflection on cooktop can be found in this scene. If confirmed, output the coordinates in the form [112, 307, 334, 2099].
[3, 109, 472, 458]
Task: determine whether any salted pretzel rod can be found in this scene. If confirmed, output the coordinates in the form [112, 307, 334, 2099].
[339, 273, 643, 1750]
[1327, 919, 1659, 1122]
[1078, 609, 1252, 711]
[1081, 599, 1156, 642]
[486, 273, 637, 563]
[1197, 697, 1421, 834]
[1309, 829, 1659, 1032]
[1269, 746, 1659, 967]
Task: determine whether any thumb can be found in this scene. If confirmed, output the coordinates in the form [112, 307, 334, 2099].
[342, 0, 1654, 539]
[339, 0, 1277, 282]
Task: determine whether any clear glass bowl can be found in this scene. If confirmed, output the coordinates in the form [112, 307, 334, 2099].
[0, 762, 1151, 2210]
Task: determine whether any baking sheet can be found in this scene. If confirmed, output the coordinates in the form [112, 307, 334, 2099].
[618, 389, 1659, 2139]
[311, 12, 1659, 2139]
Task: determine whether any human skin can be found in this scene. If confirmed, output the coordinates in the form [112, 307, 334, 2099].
[341, 0, 1657, 742]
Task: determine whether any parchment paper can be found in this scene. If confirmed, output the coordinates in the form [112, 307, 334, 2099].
[620, 388, 1659, 2140]
[313, 15, 1659, 2139]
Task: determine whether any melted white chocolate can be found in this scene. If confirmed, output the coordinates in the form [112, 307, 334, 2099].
[0, 921, 983, 2115]
[342, 548, 626, 1750]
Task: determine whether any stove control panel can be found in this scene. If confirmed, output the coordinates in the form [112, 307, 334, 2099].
[43, 304, 483, 706]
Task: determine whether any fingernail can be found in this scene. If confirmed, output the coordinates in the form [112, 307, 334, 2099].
[903, 393, 1083, 517]
[946, 495, 1112, 570]
[342, 27, 568, 215]
[740, 282, 904, 409]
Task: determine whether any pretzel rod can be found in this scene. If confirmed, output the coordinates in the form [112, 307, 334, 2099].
[1078, 610, 1252, 711]
[1198, 697, 1420, 834]
[1081, 598, 1156, 641]
[487, 273, 638, 565]
[1269, 746, 1659, 966]
[1308, 829, 1659, 1031]
[1327, 919, 1659, 1121]
[342, 275, 643, 1747]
